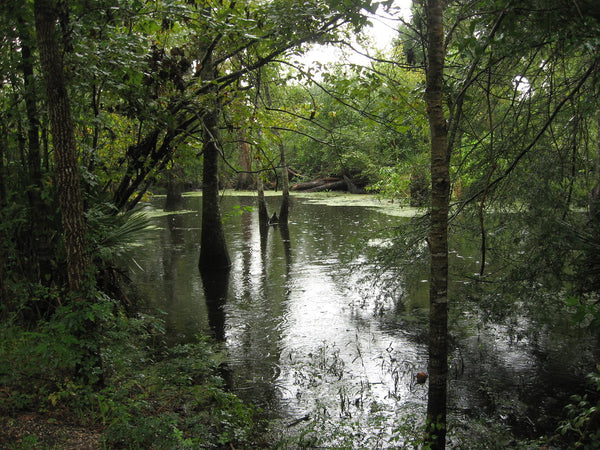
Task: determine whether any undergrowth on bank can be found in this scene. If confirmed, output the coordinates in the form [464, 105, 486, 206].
[0, 294, 267, 449]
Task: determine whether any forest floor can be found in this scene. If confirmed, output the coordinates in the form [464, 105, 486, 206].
[0, 411, 102, 449]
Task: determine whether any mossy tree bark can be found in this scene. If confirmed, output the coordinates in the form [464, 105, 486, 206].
[34, 0, 89, 294]
[424, 0, 449, 448]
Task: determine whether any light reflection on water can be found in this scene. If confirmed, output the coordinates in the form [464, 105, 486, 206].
[130, 193, 597, 446]
[132, 194, 429, 439]
[220, 195, 430, 427]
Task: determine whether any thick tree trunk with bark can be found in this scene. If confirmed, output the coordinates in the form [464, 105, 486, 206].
[199, 109, 231, 270]
[34, 0, 89, 293]
[425, 0, 449, 448]
[20, 24, 55, 286]
[198, 51, 230, 271]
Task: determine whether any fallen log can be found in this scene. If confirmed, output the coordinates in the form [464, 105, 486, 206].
[291, 179, 337, 191]
[291, 174, 366, 193]
[304, 179, 348, 192]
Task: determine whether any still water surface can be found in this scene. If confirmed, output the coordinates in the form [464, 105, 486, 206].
[129, 192, 596, 446]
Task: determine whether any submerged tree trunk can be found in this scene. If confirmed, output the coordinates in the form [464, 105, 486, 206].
[34, 0, 89, 293]
[279, 141, 290, 226]
[270, 132, 289, 226]
[164, 162, 185, 211]
[199, 110, 230, 270]
[198, 52, 230, 271]
[424, 0, 449, 448]
[257, 173, 270, 229]
[201, 269, 230, 341]
[263, 79, 290, 225]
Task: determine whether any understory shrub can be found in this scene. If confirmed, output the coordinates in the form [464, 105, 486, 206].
[0, 293, 266, 449]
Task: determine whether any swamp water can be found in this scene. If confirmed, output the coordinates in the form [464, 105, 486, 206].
[129, 192, 597, 448]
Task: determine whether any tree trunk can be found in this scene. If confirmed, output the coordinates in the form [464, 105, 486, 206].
[20, 31, 58, 287]
[198, 52, 230, 271]
[201, 269, 230, 342]
[257, 173, 270, 229]
[199, 111, 230, 270]
[164, 161, 185, 211]
[279, 140, 290, 226]
[424, 0, 449, 448]
[112, 129, 160, 211]
[34, 0, 89, 293]
[236, 132, 254, 190]
[263, 80, 290, 225]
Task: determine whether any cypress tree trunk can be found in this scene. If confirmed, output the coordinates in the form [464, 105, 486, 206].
[164, 162, 185, 211]
[263, 81, 290, 225]
[199, 108, 231, 270]
[425, 0, 449, 448]
[20, 32, 57, 288]
[34, 0, 89, 293]
[257, 173, 270, 228]
[279, 140, 290, 226]
[198, 51, 230, 271]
